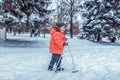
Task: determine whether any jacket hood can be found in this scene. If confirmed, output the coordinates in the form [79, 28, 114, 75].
[50, 28, 57, 36]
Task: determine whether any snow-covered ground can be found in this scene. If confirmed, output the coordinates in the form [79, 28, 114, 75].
[0, 33, 120, 80]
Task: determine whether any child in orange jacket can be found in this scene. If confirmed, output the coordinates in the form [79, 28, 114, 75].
[48, 22, 67, 71]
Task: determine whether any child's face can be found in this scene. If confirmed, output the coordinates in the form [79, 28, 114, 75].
[60, 26, 66, 33]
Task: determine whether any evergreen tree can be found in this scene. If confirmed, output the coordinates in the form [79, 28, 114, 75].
[82, 0, 120, 42]
[2, 0, 53, 36]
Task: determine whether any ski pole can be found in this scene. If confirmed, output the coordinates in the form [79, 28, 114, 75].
[55, 55, 62, 73]
[67, 40, 78, 73]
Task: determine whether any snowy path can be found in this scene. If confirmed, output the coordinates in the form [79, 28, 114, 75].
[0, 33, 120, 80]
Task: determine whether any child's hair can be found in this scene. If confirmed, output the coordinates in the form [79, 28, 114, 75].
[56, 23, 66, 28]
[51, 22, 66, 31]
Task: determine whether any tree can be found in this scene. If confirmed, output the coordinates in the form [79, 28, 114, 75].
[33, 0, 53, 38]
[2, 0, 53, 37]
[82, 0, 120, 42]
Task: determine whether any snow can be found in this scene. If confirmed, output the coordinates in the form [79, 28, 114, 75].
[20, 13, 27, 23]
[48, 0, 57, 9]
[0, 33, 120, 80]
[29, 13, 41, 21]
[3, 13, 19, 22]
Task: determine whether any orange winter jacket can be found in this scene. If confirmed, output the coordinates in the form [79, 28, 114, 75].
[50, 28, 66, 54]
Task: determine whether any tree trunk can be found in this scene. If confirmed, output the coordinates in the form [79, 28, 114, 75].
[43, 23, 46, 38]
[0, 27, 6, 41]
[70, 16, 73, 38]
[70, 5, 73, 38]
[43, 28, 45, 38]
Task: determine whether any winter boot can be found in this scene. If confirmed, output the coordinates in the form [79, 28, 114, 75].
[56, 67, 64, 71]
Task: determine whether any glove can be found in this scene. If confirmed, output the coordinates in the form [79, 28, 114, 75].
[63, 42, 68, 46]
